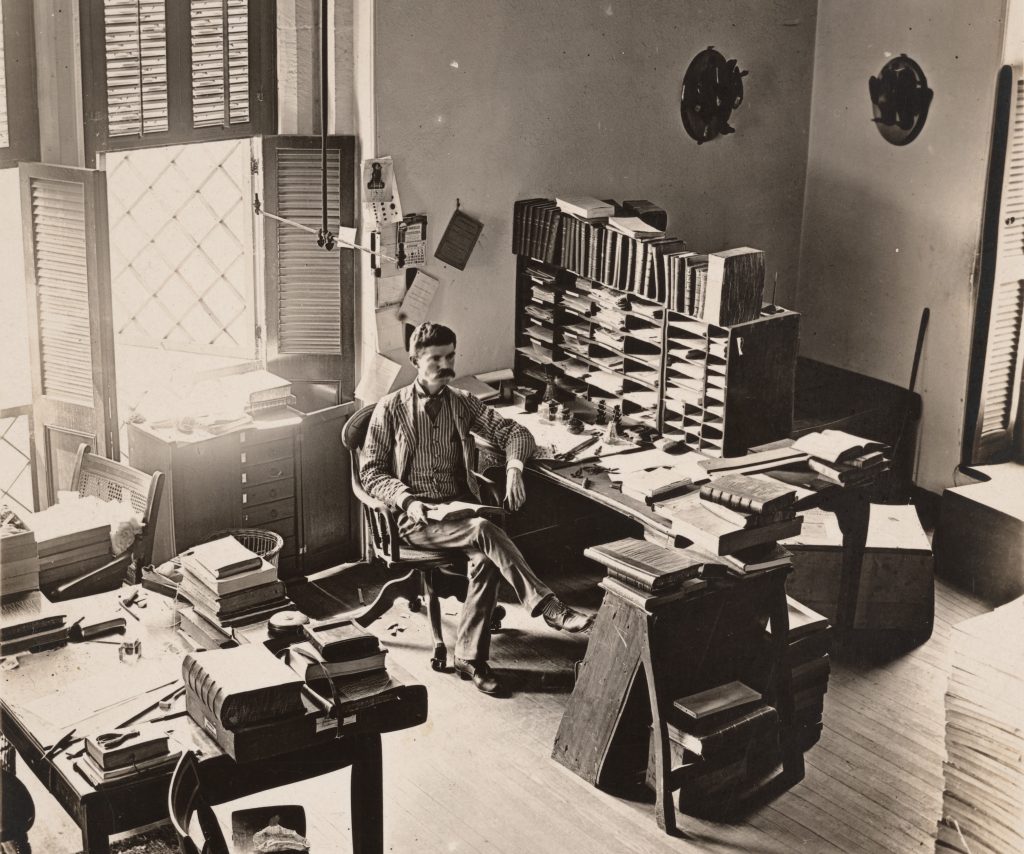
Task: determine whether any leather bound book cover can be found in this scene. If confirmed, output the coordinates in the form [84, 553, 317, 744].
[182, 644, 304, 730]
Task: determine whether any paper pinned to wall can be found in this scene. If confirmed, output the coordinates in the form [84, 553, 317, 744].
[375, 276, 407, 309]
[355, 354, 403, 404]
[362, 156, 404, 226]
[397, 270, 439, 326]
[434, 207, 484, 270]
[375, 307, 406, 355]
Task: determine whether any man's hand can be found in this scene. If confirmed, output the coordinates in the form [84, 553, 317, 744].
[405, 500, 430, 528]
[505, 467, 526, 512]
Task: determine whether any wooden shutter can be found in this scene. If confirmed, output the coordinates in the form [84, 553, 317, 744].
[190, 0, 250, 128]
[0, 0, 40, 168]
[81, 0, 276, 164]
[262, 135, 356, 408]
[965, 65, 1024, 465]
[20, 163, 118, 508]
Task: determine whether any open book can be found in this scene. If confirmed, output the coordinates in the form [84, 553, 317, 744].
[423, 501, 506, 523]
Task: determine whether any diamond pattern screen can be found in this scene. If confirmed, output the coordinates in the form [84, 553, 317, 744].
[106, 139, 256, 356]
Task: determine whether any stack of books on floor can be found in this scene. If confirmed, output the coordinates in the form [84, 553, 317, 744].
[768, 596, 832, 751]
[177, 536, 291, 645]
[937, 596, 1024, 854]
[584, 537, 710, 604]
[792, 429, 889, 486]
[74, 724, 180, 788]
[655, 681, 779, 808]
[284, 617, 388, 695]
[1, 507, 39, 597]
[0, 590, 68, 657]
[656, 473, 802, 556]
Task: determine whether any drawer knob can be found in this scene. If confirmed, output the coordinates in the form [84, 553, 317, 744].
[270, 509, 278, 519]
[269, 488, 277, 498]
[271, 468, 283, 478]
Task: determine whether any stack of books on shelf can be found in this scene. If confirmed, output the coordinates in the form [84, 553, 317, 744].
[792, 429, 889, 486]
[283, 617, 388, 694]
[937, 597, 1024, 854]
[177, 536, 291, 639]
[585, 537, 713, 604]
[512, 198, 563, 264]
[0, 590, 68, 657]
[655, 473, 802, 557]
[1, 507, 39, 598]
[75, 724, 180, 788]
[767, 596, 832, 751]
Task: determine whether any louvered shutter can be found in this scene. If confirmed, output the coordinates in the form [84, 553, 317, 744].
[102, 0, 168, 137]
[263, 136, 356, 406]
[190, 0, 249, 128]
[20, 163, 118, 508]
[965, 66, 1024, 465]
[81, 0, 274, 163]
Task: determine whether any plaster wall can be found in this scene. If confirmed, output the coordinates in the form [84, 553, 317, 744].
[357, 0, 818, 388]
[797, 0, 1007, 492]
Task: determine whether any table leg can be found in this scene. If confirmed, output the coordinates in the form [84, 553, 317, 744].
[831, 490, 872, 644]
[350, 733, 383, 854]
[79, 798, 111, 854]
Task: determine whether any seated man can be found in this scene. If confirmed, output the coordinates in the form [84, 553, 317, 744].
[360, 322, 592, 695]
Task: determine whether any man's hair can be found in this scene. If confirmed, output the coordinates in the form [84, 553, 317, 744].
[409, 322, 456, 357]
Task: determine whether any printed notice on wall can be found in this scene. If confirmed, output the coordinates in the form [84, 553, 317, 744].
[434, 208, 484, 271]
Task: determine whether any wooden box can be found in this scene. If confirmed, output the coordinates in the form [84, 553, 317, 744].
[1, 527, 40, 598]
[781, 509, 843, 623]
[853, 504, 933, 632]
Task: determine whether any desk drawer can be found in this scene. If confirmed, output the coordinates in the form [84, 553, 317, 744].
[241, 457, 294, 486]
[240, 423, 295, 446]
[241, 480, 295, 507]
[239, 438, 292, 467]
[240, 498, 293, 527]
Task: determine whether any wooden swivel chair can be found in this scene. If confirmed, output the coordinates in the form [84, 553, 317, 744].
[168, 752, 307, 854]
[341, 404, 504, 671]
[47, 444, 164, 602]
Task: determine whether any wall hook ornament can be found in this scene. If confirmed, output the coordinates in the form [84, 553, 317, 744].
[869, 54, 933, 146]
[680, 47, 748, 144]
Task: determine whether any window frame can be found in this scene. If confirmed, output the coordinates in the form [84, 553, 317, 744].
[79, 0, 277, 167]
[0, 0, 41, 169]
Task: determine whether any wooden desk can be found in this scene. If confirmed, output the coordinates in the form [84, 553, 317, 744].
[0, 591, 426, 854]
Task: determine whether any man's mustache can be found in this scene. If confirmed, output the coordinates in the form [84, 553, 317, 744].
[435, 368, 455, 378]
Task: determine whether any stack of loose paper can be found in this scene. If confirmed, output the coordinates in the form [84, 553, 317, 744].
[938, 597, 1024, 854]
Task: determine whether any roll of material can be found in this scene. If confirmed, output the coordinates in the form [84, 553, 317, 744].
[268, 610, 310, 638]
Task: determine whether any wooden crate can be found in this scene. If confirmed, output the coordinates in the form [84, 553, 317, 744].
[782, 508, 844, 624]
[853, 505, 933, 632]
[1, 526, 40, 598]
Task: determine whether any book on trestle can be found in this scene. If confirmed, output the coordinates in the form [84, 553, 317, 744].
[179, 536, 263, 578]
[85, 723, 170, 771]
[583, 537, 714, 593]
[423, 501, 506, 524]
[74, 749, 181, 787]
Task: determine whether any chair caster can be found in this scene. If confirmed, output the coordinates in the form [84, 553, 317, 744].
[408, 596, 422, 613]
[430, 645, 447, 671]
[489, 605, 506, 632]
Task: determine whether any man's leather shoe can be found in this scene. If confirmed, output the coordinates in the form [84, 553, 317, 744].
[453, 658, 502, 695]
[541, 597, 594, 633]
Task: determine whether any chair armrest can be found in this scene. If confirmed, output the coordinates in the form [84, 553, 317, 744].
[350, 478, 405, 562]
[470, 469, 503, 508]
